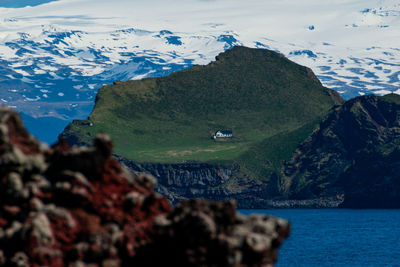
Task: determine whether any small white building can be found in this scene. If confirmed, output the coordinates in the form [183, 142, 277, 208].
[213, 130, 233, 139]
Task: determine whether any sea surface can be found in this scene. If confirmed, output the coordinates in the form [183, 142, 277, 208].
[240, 209, 400, 267]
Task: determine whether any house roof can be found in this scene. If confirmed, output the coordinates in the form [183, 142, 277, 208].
[216, 130, 232, 135]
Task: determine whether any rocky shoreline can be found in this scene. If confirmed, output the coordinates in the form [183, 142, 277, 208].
[264, 198, 343, 209]
[117, 156, 343, 209]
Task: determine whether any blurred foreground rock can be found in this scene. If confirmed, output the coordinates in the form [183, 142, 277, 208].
[0, 107, 290, 266]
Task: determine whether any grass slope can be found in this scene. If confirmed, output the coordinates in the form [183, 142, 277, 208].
[64, 47, 339, 167]
[381, 93, 400, 105]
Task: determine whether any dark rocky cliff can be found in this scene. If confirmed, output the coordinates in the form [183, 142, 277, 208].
[117, 157, 274, 208]
[117, 156, 342, 208]
[283, 94, 400, 208]
[117, 157, 236, 201]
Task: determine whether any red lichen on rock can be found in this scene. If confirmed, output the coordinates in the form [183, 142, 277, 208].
[0, 107, 290, 266]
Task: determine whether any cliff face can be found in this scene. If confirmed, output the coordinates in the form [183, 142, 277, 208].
[118, 157, 343, 208]
[118, 157, 276, 208]
[118, 157, 235, 201]
[0, 107, 290, 266]
[283, 94, 400, 208]
[121, 160, 235, 189]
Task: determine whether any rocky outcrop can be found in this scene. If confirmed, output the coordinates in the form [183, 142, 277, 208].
[123, 161, 235, 188]
[132, 199, 290, 266]
[118, 157, 285, 208]
[283, 94, 400, 208]
[117, 157, 236, 202]
[0, 107, 290, 266]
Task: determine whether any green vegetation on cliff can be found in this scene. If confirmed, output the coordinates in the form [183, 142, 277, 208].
[62, 46, 342, 169]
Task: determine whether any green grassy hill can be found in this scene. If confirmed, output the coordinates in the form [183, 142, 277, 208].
[62, 47, 342, 169]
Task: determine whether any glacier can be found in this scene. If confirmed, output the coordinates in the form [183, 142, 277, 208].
[0, 0, 399, 143]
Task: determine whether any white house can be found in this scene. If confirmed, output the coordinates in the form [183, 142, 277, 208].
[213, 130, 233, 139]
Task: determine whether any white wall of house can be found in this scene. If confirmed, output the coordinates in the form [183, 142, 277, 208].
[214, 131, 232, 138]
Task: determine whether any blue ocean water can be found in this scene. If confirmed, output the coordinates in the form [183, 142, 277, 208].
[20, 113, 71, 145]
[0, 0, 58, 8]
[240, 209, 400, 267]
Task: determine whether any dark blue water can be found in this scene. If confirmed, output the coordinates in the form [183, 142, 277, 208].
[240, 209, 400, 266]
[0, 0, 58, 8]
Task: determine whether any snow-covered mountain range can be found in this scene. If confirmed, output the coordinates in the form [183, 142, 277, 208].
[0, 0, 399, 142]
